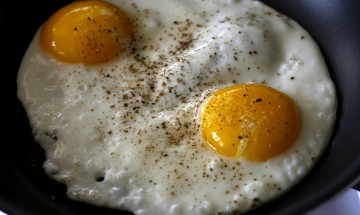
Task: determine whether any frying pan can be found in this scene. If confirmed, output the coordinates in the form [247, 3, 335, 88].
[2, 0, 360, 214]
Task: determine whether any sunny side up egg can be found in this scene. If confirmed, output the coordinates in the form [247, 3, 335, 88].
[17, 0, 337, 214]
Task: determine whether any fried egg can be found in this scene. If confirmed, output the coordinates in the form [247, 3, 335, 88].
[17, 0, 337, 214]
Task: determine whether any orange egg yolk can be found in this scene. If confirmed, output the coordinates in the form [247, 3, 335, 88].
[200, 84, 301, 162]
[40, 0, 132, 64]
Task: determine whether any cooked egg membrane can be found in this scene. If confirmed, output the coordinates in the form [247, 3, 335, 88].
[17, 0, 337, 214]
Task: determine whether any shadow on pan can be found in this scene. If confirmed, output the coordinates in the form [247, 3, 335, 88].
[2, 0, 360, 215]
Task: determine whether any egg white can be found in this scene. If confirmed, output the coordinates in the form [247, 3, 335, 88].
[17, 0, 337, 214]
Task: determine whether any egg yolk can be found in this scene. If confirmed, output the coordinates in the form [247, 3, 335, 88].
[200, 84, 301, 162]
[40, 0, 132, 64]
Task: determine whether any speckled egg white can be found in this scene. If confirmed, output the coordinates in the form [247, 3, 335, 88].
[17, 0, 337, 214]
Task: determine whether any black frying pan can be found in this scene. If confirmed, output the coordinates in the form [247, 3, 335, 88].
[2, 0, 360, 215]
